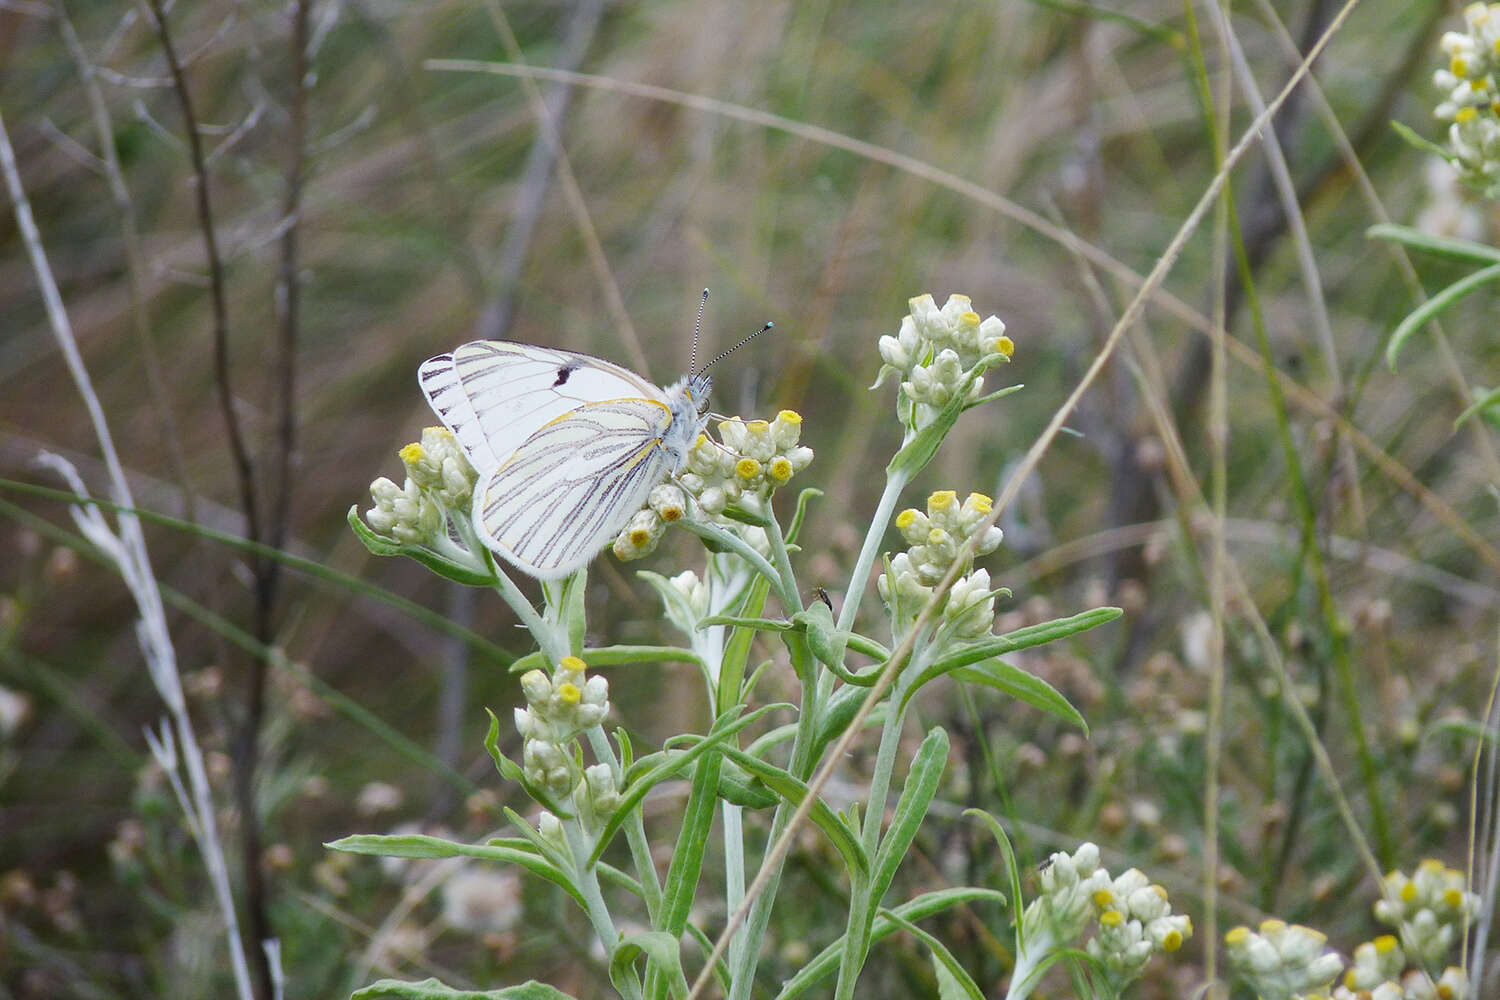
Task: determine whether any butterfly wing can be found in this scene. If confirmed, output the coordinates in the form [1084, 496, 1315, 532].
[418, 341, 663, 470]
[473, 396, 677, 578]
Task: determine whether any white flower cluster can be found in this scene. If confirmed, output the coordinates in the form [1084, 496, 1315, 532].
[1341, 935, 1406, 994]
[612, 410, 813, 563]
[661, 569, 710, 637]
[1334, 970, 1471, 1000]
[574, 762, 622, 831]
[364, 427, 478, 546]
[514, 656, 610, 797]
[366, 476, 440, 545]
[1373, 860, 1479, 972]
[402, 426, 478, 511]
[1434, 3, 1500, 196]
[1010, 843, 1190, 998]
[1224, 920, 1345, 1000]
[878, 490, 1004, 637]
[875, 293, 1012, 430]
[1086, 867, 1193, 990]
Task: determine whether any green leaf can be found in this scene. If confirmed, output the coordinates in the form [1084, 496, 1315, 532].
[483, 709, 567, 814]
[346, 506, 495, 587]
[327, 834, 583, 908]
[589, 705, 781, 868]
[963, 810, 1025, 952]
[716, 575, 770, 713]
[719, 501, 773, 527]
[877, 911, 984, 1000]
[1426, 717, 1500, 746]
[1383, 261, 1500, 371]
[786, 487, 823, 545]
[949, 660, 1086, 732]
[792, 602, 883, 686]
[718, 745, 869, 876]
[905, 607, 1120, 721]
[843, 728, 949, 972]
[657, 752, 722, 949]
[1454, 385, 1500, 429]
[699, 614, 792, 632]
[871, 728, 949, 904]
[716, 761, 778, 809]
[887, 355, 1007, 478]
[1367, 222, 1500, 265]
[771, 888, 1007, 1000]
[963, 382, 1024, 410]
[351, 978, 579, 1000]
[809, 684, 887, 763]
[610, 931, 687, 1000]
[1389, 119, 1456, 161]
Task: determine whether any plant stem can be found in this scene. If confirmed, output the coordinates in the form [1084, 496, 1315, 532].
[838, 469, 909, 634]
[834, 656, 919, 999]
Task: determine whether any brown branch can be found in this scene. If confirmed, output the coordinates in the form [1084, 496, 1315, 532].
[139, 0, 283, 995]
[140, 0, 260, 551]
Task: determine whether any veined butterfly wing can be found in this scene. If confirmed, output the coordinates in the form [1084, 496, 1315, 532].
[473, 396, 679, 578]
[418, 341, 664, 470]
[418, 339, 709, 579]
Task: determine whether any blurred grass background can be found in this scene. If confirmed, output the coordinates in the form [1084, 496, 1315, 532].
[2, 0, 1497, 996]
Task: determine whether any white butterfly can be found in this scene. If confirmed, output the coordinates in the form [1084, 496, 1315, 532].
[418, 341, 712, 580]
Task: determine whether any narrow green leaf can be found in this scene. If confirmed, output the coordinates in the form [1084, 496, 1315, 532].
[771, 888, 1007, 1000]
[346, 506, 495, 586]
[327, 833, 583, 908]
[786, 487, 823, 544]
[658, 752, 723, 945]
[846, 728, 949, 972]
[887, 355, 1007, 477]
[905, 607, 1119, 718]
[871, 728, 949, 905]
[1383, 261, 1500, 371]
[589, 705, 779, 867]
[680, 921, 732, 997]
[716, 761, 778, 809]
[963, 810, 1025, 952]
[949, 661, 1086, 732]
[792, 602, 882, 686]
[718, 745, 868, 876]
[699, 614, 792, 632]
[1367, 222, 1500, 265]
[878, 911, 984, 1000]
[963, 382, 1024, 410]
[610, 931, 686, 1000]
[1454, 384, 1500, 429]
[1389, 120, 1455, 161]
[810, 685, 887, 763]
[351, 977, 579, 999]
[483, 709, 567, 813]
[716, 575, 770, 714]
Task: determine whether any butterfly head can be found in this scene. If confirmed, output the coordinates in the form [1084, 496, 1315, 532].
[687, 372, 713, 415]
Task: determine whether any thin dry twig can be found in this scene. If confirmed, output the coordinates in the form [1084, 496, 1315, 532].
[0, 107, 256, 1000]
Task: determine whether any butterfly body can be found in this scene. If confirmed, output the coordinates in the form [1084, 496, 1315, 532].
[419, 341, 710, 579]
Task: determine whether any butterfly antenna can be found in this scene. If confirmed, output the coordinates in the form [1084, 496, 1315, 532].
[702, 320, 774, 373]
[690, 288, 709, 377]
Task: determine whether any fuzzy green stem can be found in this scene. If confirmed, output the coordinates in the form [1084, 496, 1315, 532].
[726, 631, 821, 1000]
[834, 653, 920, 999]
[453, 517, 569, 664]
[838, 469, 909, 635]
[562, 815, 637, 999]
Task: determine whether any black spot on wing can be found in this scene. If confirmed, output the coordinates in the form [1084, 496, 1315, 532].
[553, 364, 578, 388]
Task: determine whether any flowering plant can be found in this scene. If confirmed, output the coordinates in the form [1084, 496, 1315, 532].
[334, 294, 1184, 1000]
